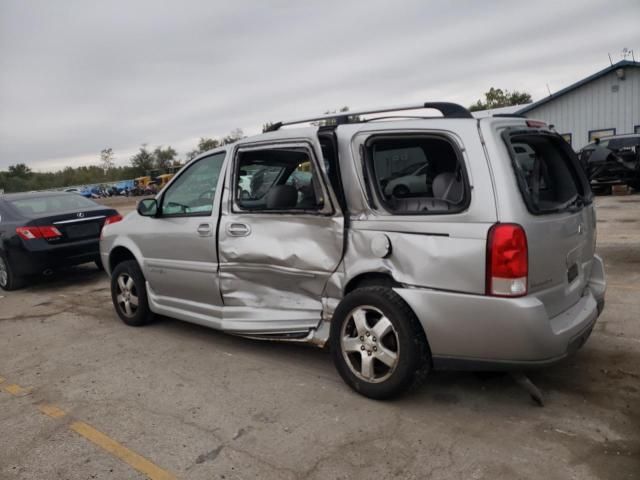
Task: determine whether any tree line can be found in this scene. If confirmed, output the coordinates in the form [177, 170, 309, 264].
[1, 88, 532, 194]
[0, 129, 244, 193]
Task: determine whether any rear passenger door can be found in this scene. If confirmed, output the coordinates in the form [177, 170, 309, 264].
[218, 139, 344, 333]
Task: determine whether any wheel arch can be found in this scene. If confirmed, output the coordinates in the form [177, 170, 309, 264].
[344, 271, 401, 295]
[108, 245, 141, 274]
[342, 272, 432, 364]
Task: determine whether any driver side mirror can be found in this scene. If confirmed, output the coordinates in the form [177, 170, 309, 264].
[137, 198, 158, 217]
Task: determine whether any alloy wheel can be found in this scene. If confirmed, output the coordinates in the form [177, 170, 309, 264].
[340, 305, 400, 383]
[116, 273, 139, 317]
[0, 257, 7, 287]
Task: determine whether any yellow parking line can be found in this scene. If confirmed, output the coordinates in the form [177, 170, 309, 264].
[70, 421, 176, 480]
[38, 403, 67, 419]
[2, 383, 30, 396]
[2, 375, 177, 479]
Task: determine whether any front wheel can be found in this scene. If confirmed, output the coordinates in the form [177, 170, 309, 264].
[110, 260, 154, 326]
[392, 185, 410, 198]
[330, 287, 430, 399]
[628, 180, 640, 192]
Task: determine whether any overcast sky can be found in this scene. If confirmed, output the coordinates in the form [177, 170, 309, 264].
[1, 0, 638, 171]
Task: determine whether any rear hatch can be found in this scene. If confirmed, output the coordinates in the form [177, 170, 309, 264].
[501, 128, 596, 318]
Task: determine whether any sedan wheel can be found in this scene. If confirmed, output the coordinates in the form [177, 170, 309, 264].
[0, 254, 25, 291]
[0, 256, 8, 288]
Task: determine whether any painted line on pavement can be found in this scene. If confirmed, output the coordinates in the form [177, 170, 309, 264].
[1, 374, 178, 480]
[70, 421, 177, 480]
[2, 383, 30, 396]
[38, 403, 67, 419]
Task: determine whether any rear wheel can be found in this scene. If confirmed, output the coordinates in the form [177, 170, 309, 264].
[0, 253, 26, 291]
[95, 257, 104, 271]
[110, 260, 154, 326]
[628, 180, 640, 192]
[330, 287, 430, 399]
[392, 185, 409, 197]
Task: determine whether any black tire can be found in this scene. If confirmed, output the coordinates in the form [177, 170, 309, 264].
[0, 252, 26, 291]
[95, 257, 104, 271]
[392, 185, 410, 198]
[628, 180, 640, 192]
[330, 286, 431, 400]
[110, 260, 154, 327]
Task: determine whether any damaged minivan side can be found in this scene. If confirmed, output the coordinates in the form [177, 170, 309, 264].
[100, 102, 606, 399]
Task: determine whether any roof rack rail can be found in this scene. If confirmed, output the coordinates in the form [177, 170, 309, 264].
[264, 102, 473, 132]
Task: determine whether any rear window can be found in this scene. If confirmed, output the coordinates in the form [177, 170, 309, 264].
[8, 194, 97, 216]
[504, 132, 591, 214]
[607, 137, 640, 150]
[364, 135, 469, 214]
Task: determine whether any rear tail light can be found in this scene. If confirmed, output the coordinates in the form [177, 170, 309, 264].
[486, 223, 528, 297]
[104, 214, 123, 226]
[16, 226, 62, 240]
[101, 214, 123, 240]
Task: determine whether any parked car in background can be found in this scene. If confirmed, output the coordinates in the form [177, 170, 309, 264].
[579, 133, 640, 193]
[101, 102, 605, 399]
[383, 162, 430, 197]
[0, 192, 121, 290]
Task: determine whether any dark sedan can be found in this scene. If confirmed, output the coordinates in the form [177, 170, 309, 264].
[0, 192, 122, 290]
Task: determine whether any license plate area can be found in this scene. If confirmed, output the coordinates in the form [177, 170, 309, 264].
[567, 263, 579, 284]
[65, 222, 100, 239]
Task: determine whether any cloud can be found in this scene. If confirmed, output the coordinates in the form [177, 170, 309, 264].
[1, 0, 638, 170]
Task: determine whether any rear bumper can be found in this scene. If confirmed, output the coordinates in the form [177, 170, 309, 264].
[395, 255, 606, 370]
[8, 239, 101, 276]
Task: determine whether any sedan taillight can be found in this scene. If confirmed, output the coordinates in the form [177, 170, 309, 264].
[104, 214, 123, 226]
[16, 226, 62, 240]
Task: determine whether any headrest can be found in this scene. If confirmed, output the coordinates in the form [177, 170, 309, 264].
[432, 172, 463, 203]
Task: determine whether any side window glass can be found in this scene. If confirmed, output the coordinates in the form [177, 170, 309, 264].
[161, 152, 225, 216]
[234, 147, 325, 212]
[366, 136, 468, 214]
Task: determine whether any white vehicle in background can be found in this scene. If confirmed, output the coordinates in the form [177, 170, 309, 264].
[383, 163, 429, 197]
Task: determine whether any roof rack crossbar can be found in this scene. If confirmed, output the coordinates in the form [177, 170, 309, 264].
[264, 102, 472, 131]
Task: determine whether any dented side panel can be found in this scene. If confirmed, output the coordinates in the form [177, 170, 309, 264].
[337, 122, 498, 296]
[217, 134, 345, 328]
[219, 213, 344, 310]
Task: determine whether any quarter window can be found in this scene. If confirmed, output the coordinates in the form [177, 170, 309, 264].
[234, 147, 326, 212]
[161, 152, 225, 216]
[365, 136, 469, 214]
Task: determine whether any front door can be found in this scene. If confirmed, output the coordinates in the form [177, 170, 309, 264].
[218, 139, 344, 334]
[132, 151, 227, 320]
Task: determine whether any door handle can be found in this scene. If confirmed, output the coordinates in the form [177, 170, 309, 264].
[226, 222, 251, 237]
[197, 223, 213, 237]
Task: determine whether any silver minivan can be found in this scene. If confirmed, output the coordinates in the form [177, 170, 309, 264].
[100, 102, 606, 399]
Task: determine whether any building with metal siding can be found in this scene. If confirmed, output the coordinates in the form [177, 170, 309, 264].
[517, 60, 640, 150]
